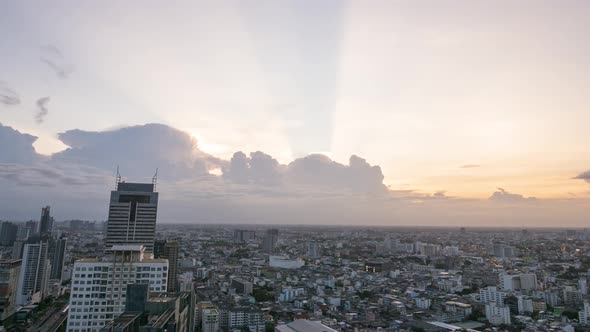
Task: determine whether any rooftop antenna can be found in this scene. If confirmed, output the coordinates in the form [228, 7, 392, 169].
[115, 165, 121, 190]
[152, 168, 158, 191]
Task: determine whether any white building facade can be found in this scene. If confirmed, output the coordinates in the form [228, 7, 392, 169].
[66, 245, 168, 332]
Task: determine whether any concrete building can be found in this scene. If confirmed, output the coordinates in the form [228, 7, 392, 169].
[306, 241, 320, 259]
[0, 222, 18, 247]
[16, 239, 50, 305]
[140, 291, 194, 332]
[0, 259, 21, 321]
[479, 286, 507, 305]
[579, 301, 590, 325]
[517, 295, 534, 315]
[219, 307, 265, 332]
[49, 236, 67, 281]
[66, 245, 168, 332]
[485, 302, 511, 325]
[262, 229, 279, 254]
[231, 278, 253, 295]
[279, 287, 305, 302]
[38, 206, 53, 235]
[415, 298, 432, 309]
[154, 240, 179, 292]
[202, 308, 220, 332]
[500, 272, 537, 291]
[105, 182, 159, 254]
[233, 229, 256, 242]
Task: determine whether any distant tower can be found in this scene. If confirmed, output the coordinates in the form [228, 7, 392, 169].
[262, 229, 279, 254]
[38, 206, 53, 235]
[105, 170, 159, 253]
[306, 241, 321, 259]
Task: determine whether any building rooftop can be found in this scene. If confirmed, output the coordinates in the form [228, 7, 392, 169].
[275, 320, 338, 332]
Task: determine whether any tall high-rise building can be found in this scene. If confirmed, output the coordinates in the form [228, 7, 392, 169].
[16, 239, 50, 305]
[67, 245, 168, 331]
[233, 229, 256, 242]
[105, 182, 159, 254]
[154, 239, 179, 292]
[306, 241, 321, 259]
[49, 236, 67, 281]
[0, 259, 21, 321]
[0, 222, 18, 246]
[38, 206, 53, 235]
[262, 228, 279, 254]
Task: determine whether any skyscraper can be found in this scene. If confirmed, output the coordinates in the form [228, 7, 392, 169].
[0, 259, 21, 321]
[154, 239, 179, 292]
[49, 236, 67, 281]
[306, 241, 321, 259]
[262, 228, 279, 254]
[16, 239, 50, 305]
[38, 206, 53, 235]
[0, 222, 18, 246]
[105, 181, 159, 254]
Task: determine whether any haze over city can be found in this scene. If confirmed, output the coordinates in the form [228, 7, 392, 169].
[2, 1, 590, 226]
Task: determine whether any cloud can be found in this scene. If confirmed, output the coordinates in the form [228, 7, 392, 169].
[0, 123, 39, 164]
[224, 152, 387, 194]
[574, 171, 590, 184]
[286, 154, 387, 193]
[224, 151, 283, 185]
[52, 123, 225, 181]
[40, 44, 74, 79]
[489, 188, 537, 202]
[35, 96, 50, 123]
[460, 164, 480, 168]
[0, 81, 20, 106]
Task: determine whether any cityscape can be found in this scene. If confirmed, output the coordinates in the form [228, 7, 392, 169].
[2, 1, 590, 332]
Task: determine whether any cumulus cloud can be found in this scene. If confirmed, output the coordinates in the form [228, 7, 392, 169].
[224, 152, 387, 194]
[40, 44, 74, 79]
[52, 123, 225, 180]
[224, 151, 283, 185]
[574, 171, 590, 184]
[286, 154, 387, 193]
[0, 123, 39, 164]
[35, 96, 50, 123]
[489, 188, 537, 202]
[0, 81, 20, 106]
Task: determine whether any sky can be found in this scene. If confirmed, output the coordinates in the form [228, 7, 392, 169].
[1, 1, 590, 226]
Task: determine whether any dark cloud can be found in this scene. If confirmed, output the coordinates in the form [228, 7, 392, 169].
[0, 163, 111, 188]
[35, 96, 50, 123]
[52, 123, 225, 180]
[574, 171, 590, 184]
[0, 123, 39, 164]
[40, 44, 74, 79]
[489, 188, 537, 202]
[0, 81, 20, 106]
[461, 164, 480, 168]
